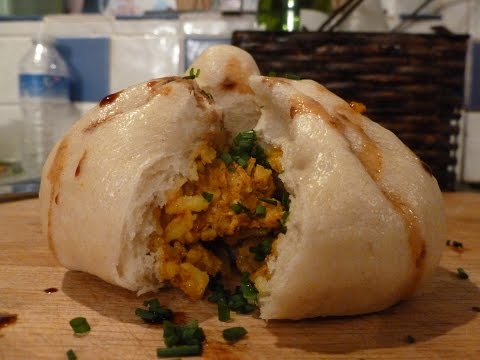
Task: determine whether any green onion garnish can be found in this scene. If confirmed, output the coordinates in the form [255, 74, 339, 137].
[66, 349, 77, 360]
[208, 276, 257, 315]
[255, 205, 266, 218]
[163, 320, 205, 348]
[249, 239, 272, 262]
[258, 197, 278, 205]
[202, 192, 214, 203]
[457, 268, 469, 279]
[157, 344, 202, 357]
[220, 152, 234, 165]
[69, 317, 91, 335]
[237, 157, 248, 169]
[223, 327, 248, 342]
[184, 67, 200, 80]
[231, 202, 249, 215]
[239, 272, 258, 304]
[218, 302, 231, 322]
[135, 298, 173, 324]
[280, 191, 291, 210]
[229, 130, 271, 169]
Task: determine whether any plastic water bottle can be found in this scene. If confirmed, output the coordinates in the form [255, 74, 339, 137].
[18, 35, 72, 179]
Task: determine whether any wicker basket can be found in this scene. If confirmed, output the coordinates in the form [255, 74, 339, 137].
[232, 31, 469, 191]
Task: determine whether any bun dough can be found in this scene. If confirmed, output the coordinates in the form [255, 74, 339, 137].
[40, 45, 445, 319]
[40, 78, 223, 293]
[249, 76, 445, 319]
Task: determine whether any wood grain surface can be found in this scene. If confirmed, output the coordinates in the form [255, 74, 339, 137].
[0, 193, 479, 360]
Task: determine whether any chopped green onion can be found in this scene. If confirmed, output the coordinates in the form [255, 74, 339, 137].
[280, 191, 291, 210]
[66, 349, 77, 360]
[237, 157, 248, 168]
[157, 344, 202, 357]
[231, 202, 249, 215]
[218, 302, 231, 322]
[220, 152, 233, 165]
[208, 276, 257, 315]
[258, 197, 278, 205]
[232, 130, 256, 154]
[202, 192, 214, 203]
[284, 73, 301, 80]
[184, 68, 200, 80]
[240, 272, 258, 304]
[457, 268, 469, 279]
[249, 239, 272, 262]
[223, 327, 248, 342]
[69, 317, 91, 335]
[255, 205, 266, 218]
[135, 298, 173, 324]
[163, 320, 205, 348]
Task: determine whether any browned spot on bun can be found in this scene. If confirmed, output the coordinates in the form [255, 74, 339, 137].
[147, 76, 178, 89]
[221, 58, 254, 94]
[421, 160, 433, 176]
[159, 85, 172, 96]
[54, 194, 59, 204]
[47, 139, 69, 257]
[147, 76, 182, 91]
[99, 91, 122, 107]
[75, 150, 87, 178]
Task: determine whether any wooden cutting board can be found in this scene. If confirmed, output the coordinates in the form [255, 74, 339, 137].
[1, 193, 479, 360]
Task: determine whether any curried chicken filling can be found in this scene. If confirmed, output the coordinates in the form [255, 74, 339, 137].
[149, 130, 289, 299]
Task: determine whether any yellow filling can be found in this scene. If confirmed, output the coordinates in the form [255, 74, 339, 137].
[151, 142, 285, 299]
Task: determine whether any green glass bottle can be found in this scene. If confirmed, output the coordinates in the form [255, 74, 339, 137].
[257, 0, 331, 32]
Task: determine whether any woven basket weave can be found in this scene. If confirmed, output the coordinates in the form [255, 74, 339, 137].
[232, 31, 469, 191]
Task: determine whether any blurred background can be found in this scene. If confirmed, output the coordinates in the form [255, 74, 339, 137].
[0, 0, 479, 196]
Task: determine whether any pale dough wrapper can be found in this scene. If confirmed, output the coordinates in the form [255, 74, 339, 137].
[40, 45, 445, 320]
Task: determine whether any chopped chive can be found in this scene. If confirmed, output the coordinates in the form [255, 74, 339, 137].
[237, 157, 248, 168]
[223, 327, 247, 342]
[457, 268, 469, 279]
[218, 302, 231, 322]
[184, 67, 200, 80]
[163, 320, 205, 348]
[249, 239, 272, 262]
[66, 349, 77, 360]
[255, 205, 266, 218]
[231, 202, 249, 215]
[69, 317, 91, 335]
[157, 344, 202, 357]
[220, 152, 233, 165]
[135, 298, 173, 324]
[239, 273, 258, 304]
[280, 191, 290, 210]
[202, 192, 214, 203]
[208, 276, 257, 315]
[258, 197, 278, 206]
[231, 203, 243, 214]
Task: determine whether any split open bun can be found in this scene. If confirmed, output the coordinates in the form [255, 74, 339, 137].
[40, 45, 445, 320]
